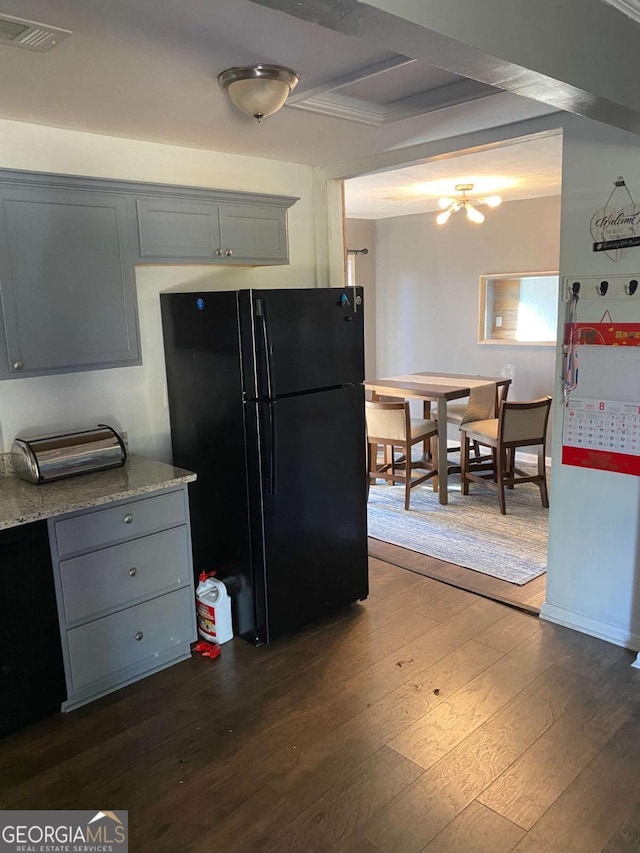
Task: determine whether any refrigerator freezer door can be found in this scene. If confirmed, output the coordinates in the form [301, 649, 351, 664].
[247, 384, 368, 644]
[240, 287, 365, 399]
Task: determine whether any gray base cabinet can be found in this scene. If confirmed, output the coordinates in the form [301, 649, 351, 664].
[48, 485, 197, 711]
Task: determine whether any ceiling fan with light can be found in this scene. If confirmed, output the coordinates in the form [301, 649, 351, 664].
[436, 184, 502, 225]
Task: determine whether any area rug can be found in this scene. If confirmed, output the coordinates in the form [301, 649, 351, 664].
[367, 458, 548, 585]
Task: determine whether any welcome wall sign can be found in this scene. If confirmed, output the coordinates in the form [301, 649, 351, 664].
[591, 176, 640, 260]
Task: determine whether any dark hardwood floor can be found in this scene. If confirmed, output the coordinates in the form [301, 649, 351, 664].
[2, 557, 639, 852]
[368, 539, 547, 613]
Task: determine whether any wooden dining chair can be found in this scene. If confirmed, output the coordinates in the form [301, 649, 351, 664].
[366, 390, 405, 469]
[448, 381, 509, 430]
[446, 381, 508, 476]
[365, 400, 438, 510]
[460, 381, 511, 469]
[460, 396, 552, 514]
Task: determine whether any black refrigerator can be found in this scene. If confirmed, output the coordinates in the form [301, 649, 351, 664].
[160, 287, 368, 645]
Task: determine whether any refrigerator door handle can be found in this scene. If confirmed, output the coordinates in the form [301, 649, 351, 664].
[262, 400, 277, 496]
[256, 298, 274, 400]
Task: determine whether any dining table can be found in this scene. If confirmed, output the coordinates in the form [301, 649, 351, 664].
[365, 371, 512, 505]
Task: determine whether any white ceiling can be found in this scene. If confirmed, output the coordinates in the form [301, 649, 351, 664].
[344, 131, 563, 219]
[0, 0, 557, 170]
[0, 0, 570, 220]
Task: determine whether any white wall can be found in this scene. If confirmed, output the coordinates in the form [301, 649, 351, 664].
[543, 117, 640, 660]
[345, 219, 377, 379]
[0, 120, 319, 460]
[370, 195, 561, 428]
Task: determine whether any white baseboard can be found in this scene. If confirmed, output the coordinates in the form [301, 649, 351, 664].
[540, 602, 640, 658]
[445, 441, 551, 468]
[514, 449, 552, 467]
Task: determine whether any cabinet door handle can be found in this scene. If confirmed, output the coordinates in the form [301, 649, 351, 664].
[129, 567, 137, 577]
[123, 513, 133, 524]
[224, 248, 233, 257]
[12, 361, 23, 370]
[135, 631, 144, 641]
[215, 248, 223, 256]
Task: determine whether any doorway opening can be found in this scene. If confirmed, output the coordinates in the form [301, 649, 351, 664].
[345, 129, 563, 611]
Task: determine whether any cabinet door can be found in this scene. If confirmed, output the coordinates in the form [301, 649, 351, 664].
[136, 197, 220, 259]
[0, 186, 140, 378]
[219, 203, 288, 262]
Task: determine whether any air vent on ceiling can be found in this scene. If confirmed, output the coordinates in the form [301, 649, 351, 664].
[0, 13, 71, 52]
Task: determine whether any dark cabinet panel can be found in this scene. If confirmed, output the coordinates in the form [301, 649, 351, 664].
[0, 522, 66, 738]
[0, 186, 140, 379]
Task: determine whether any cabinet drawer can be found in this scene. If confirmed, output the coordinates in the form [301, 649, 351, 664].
[59, 526, 191, 623]
[53, 490, 186, 557]
[67, 588, 195, 689]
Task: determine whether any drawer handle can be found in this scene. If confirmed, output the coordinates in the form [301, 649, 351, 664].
[224, 248, 233, 257]
[129, 567, 137, 577]
[123, 513, 133, 524]
[135, 631, 144, 641]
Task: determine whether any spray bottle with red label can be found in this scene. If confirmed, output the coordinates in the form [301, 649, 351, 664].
[195, 571, 233, 644]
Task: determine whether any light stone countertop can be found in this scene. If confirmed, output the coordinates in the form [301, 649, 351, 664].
[0, 454, 196, 530]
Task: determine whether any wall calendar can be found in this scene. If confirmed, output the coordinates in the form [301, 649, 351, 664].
[562, 346, 640, 476]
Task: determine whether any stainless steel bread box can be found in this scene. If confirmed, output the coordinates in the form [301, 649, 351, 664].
[11, 425, 127, 484]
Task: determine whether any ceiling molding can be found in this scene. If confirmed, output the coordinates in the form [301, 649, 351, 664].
[290, 78, 499, 126]
[384, 79, 497, 122]
[287, 56, 415, 104]
[289, 93, 386, 125]
[601, 0, 640, 23]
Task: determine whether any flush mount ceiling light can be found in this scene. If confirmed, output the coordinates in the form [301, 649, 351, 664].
[218, 64, 299, 123]
[436, 183, 502, 225]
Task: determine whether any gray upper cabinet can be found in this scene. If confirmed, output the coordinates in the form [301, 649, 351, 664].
[137, 197, 220, 259]
[0, 168, 298, 380]
[0, 183, 140, 380]
[219, 203, 288, 262]
[137, 197, 290, 264]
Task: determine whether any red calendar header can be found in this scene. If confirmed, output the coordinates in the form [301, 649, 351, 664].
[565, 322, 640, 346]
[563, 445, 640, 476]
